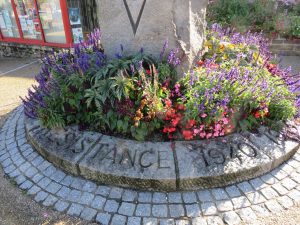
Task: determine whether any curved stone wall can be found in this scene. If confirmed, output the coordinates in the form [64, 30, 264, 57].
[25, 117, 300, 191]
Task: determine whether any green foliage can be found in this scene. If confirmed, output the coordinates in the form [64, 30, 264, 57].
[269, 99, 297, 121]
[207, 0, 300, 38]
[289, 16, 300, 38]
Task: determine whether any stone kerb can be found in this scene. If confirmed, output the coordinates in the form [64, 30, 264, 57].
[97, 0, 208, 68]
[25, 116, 300, 192]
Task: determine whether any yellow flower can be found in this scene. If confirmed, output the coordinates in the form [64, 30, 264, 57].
[133, 117, 140, 122]
[219, 44, 225, 52]
[226, 43, 235, 50]
[204, 41, 213, 49]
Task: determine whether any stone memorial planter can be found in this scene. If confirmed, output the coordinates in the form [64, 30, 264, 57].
[25, 116, 300, 191]
[97, 0, 208, 68]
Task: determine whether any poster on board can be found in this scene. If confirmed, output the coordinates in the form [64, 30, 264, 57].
[2, 10, 12, 28]
[72, 27, 83, 44]
[0, 13, 6, 29]
[68, 8, 81, 25]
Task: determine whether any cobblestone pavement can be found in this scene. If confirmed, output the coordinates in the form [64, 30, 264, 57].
[1, 107, 300, 225]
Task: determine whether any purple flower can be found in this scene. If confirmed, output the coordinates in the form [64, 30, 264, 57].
[160, 40, 168, 61]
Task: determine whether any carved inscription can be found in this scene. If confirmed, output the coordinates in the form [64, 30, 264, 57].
[123, 0, 147, 35]
[185, 139, 259, 168]
[88, 143, 171, 170]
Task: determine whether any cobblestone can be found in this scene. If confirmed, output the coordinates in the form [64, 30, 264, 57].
[1, 108, 300, 225]
[197, 190, 214, 202]
[237, 207, 257, 222]
[225, 185, 241, 198]
[169, 204, 185, 217]
[96, 213, 111, 225]
[78, 192, 95, 205]
[82, 181, 97, 193]
[111, 214, 126, 225]
[231, 196, 251, 209]
[211, 188, 229, 200]
[216, 200, 234, 212]
[91, 195, 106, 210]
[67, 203, 84, 216]
[19, 180, 33, 190]
[95, 185, 111, 197]
[135, 204, 151, 217]
[143, 218, 157, 225]
[182, 192, 197, 203]
[160, 219, 175, 225]
[54, 200, 70, 212]
[168, 193, 182, 203]
[237, 181, 254, 194]
[80, 207, 97, 221]
[152, 204, 168, 218]
[185, 203, 201, 217]
[281, 178, 298, 190]
[264, 199, 283, 213]
[45, 181, 62, 194]
[122, 190, 138, 202]
[260, 187, 279, 199]
[128, 217, 142, 225]
[201, 202, 218, 216]
[153, 192, 168, 203]
[223, 211, 241, 225]
[118, 202, 136, 216]
[104, 200, 119, 213]
[277, 195, 294, 209]
[42, 194, 58, 207]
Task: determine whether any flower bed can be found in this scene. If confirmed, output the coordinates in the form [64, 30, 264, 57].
[22, 26, 300, 141]
[207, 0, 300, 40]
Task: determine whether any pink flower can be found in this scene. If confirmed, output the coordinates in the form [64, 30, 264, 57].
[201, 113, 208, 118]
[215, 123, 222, 131]
[200, 132, 206, 139]
[193, 129, 201, 135]
[206, 133, 213, 139]
[222, 118, 229, 125]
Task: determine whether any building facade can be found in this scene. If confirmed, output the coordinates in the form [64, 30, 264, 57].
[0, 0, 98, 55]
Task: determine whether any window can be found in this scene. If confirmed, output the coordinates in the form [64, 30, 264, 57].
[15, 0, 42, 40]
[0, 0, 20, 38]
[0, 0, 80, 47]
[37, 0, 66, 44]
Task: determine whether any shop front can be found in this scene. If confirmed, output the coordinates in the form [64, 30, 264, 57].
[0, 0, 96, 48]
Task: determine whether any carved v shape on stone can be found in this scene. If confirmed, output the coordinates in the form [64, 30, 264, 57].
[123, 0, 147, 36]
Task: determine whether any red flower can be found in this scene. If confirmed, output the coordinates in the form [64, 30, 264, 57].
[197, 60, 205, 66]
[165, 99, 172, 108]
[146, 69, 151, 75]
[163, 127, 176, 133]
[254, 111, 261, 119]
[182, 130, 194, 140]
[176, 104, 186, 111]
[186, 119, 196, 129]
[171, 117, 181, 126]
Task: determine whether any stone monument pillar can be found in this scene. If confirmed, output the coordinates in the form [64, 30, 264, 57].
[97, 0, 208, 69]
